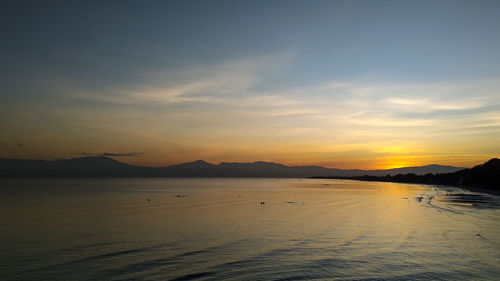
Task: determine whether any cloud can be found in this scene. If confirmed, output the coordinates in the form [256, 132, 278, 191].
[81, 152, 143, 157]
[68, 48, 499, 128]
[75, 52, 293, 105]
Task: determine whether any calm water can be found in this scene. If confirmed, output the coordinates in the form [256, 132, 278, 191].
[1, 178, 499, 280]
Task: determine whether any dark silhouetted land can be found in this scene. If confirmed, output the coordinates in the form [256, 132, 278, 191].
[311, 158, 500, 193]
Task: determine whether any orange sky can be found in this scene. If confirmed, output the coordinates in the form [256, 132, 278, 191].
[1, 77, 498, 169]
[1, 2, 499, 169]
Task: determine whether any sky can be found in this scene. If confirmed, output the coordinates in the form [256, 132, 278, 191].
[1, 0, 500, 169]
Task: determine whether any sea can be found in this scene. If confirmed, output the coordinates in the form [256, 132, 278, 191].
[1, 178, 499, 280]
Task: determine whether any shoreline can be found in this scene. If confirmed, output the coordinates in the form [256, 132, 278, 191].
[311, 176, 500, 196]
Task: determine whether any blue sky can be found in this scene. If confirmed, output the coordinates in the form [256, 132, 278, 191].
[1, 0, 500, 168]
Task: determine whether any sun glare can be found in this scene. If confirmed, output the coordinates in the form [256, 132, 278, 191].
[381, 159, 417, 170]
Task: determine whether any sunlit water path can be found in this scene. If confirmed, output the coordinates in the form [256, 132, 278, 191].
[1, 178, 499, 280]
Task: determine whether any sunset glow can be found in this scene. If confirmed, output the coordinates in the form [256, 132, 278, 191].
[1, 1, 499, 169]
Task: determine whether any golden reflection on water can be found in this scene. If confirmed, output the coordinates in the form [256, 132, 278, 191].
[0, 178, 499, 280]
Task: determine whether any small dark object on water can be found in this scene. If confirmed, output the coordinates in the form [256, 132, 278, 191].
[147, 198, 151, 202]
[260, 201, 266, 205]
[175, 195, 187, 198]
[415, 196, 423, 202]
[402, 197, 408, 199]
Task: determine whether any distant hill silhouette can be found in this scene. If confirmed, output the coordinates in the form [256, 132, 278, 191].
[312, 158, 500, 192]
[0, 156, 464, 178]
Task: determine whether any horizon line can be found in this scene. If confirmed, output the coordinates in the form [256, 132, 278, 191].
[0, 155, 480, 171]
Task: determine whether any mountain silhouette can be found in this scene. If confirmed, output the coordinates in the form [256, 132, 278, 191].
[0, 156, 464, 178]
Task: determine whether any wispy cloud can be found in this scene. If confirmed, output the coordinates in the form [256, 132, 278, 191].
[81, 152, 143, 157]
[76, 53, 293, 105]
[71, 50, 500, 128]
[69, 56, 500, 149]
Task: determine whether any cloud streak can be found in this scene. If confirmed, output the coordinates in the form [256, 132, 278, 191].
[75, 53, 293, 105]
[81, 152, 143, 157]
